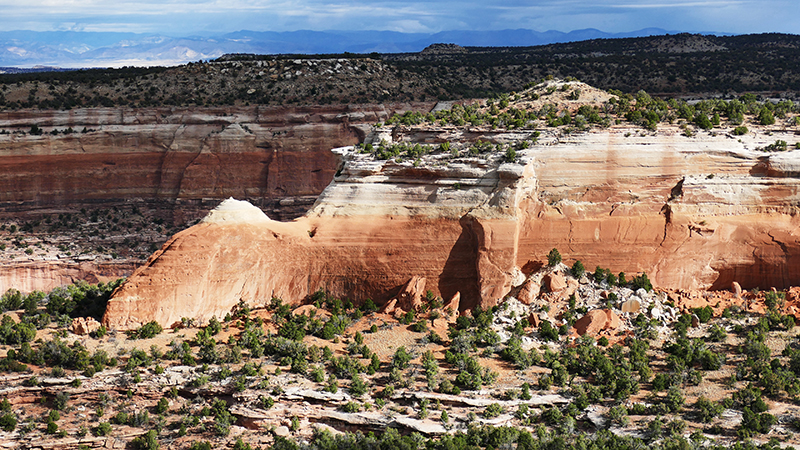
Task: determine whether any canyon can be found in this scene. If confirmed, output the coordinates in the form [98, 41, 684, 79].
[104, 110, 800, 329]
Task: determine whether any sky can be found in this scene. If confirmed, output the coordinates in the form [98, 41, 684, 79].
[0, 0, 797, 36]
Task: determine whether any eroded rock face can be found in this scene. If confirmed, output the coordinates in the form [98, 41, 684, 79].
[0, 260, 136, 294]
[0, 103, 431, 221]
[104, 126, 800, 329]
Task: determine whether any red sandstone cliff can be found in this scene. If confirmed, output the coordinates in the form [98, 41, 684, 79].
[0, 103, 433, 221]
[103, 124, 800, 329]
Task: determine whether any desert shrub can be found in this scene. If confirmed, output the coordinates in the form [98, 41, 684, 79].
[607, 405, 629, 426]
[764, 291, 785, 309]
[547, 248, 561, 267]
[483, 403, 503, 419]
[410, 320, 428, 333]
[155, 398, 169, 414]
[733, 126, 749, 135]
[739, 407, 776, 437]
[341, 401, 360, 413]
[0, 412, 16, 432]
[131, 430, 159, 450]
[631, 273, 653, 292]
[708, 324, 727, 342]
[391, 346, 412, 370]
[95, 422, 111, 436]
[663, 386, 685, 413]
[128, 321, 163, 340]
[538, 320, 559, 342]
[349, 375, 368, 397]
[571, 260, 585, 278]
[361, 298, 378, 313]
[189, 442, 212, 450]
[732, 385, 769, 413]
[692, 306, 713, 323]
[0, 315, 36, 345]
[694, 396, 723, 423]
[206, 316, 222, 335]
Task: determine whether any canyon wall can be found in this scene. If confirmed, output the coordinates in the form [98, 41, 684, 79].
[0, 103, 433, 293]
[104, 126, 800, 329]
[0, 103, 433, 221]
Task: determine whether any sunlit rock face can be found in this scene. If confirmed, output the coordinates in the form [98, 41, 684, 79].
[104, 125, 800, 329]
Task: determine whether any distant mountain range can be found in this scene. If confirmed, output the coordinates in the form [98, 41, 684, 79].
[0, 28, 731, 68]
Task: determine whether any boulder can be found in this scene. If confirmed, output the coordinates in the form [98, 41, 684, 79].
[443, 291, 460, 315]
[394, 276, 427, 311]
[71, 317, 101, 335]
[381, 299, 399, 315]
[564, 278, 580, 298]
[732, 281, 743, 298]
[620, 299, 641, 314]
[573, 310, 608, 336]
[517, 278, 541, 305]
[605, 310, 621, 330]
[545, 273, 567, 292]
[573, 309, 621, 337]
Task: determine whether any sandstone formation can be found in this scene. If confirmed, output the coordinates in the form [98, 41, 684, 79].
[0, 103, 432, 221]
[104, 122, 800, 329]
[0, 260, 136, 294]
[0, 103, 432, 292]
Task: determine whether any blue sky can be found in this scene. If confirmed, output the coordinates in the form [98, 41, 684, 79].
[0, 0, 797, 36]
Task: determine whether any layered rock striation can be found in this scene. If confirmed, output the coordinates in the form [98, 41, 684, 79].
[104, 124, 800, 329]
[0, 103, 432, 221]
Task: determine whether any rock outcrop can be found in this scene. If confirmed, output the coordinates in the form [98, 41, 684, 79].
[0, 260, 136, 294]
[104, 124, 800, 329]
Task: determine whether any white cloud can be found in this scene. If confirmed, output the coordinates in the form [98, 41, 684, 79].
[0, 0, 796, 35]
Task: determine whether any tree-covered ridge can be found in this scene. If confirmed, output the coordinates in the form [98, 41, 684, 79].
[385, 79, 800, 137]
[1, 33, 800, 109]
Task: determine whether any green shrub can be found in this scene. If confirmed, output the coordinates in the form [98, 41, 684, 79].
[0, 413, 15, 432]
[692, 306, 713, 323]
[758, 108, 775, 126]
[708, 324, 727, 342]
[95, 422, 111, 436]
[631, 273, 653, 292]
[349, 375, 368, 397]
[547, 248, 561, 267]
[391, 346, 412, 370]
[607, 405, 629, 426]
[128, 321, 163, 340]
[694, 396, 724, 423]
[538, 320, 559, 342]
[663, 386, 685, 413]
[571, 260, 585, 278]
[341, 401, 360, 413]
[739, 407, 776, 437]
[483, 403, 503, 419]
[131, 430, 159, 450]
[732, 126, 749, 135]
[154, 398, 169, 414]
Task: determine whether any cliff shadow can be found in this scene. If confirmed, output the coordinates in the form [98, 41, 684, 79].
[438, 215, 481, 312]
[710, 262, 798, 291]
